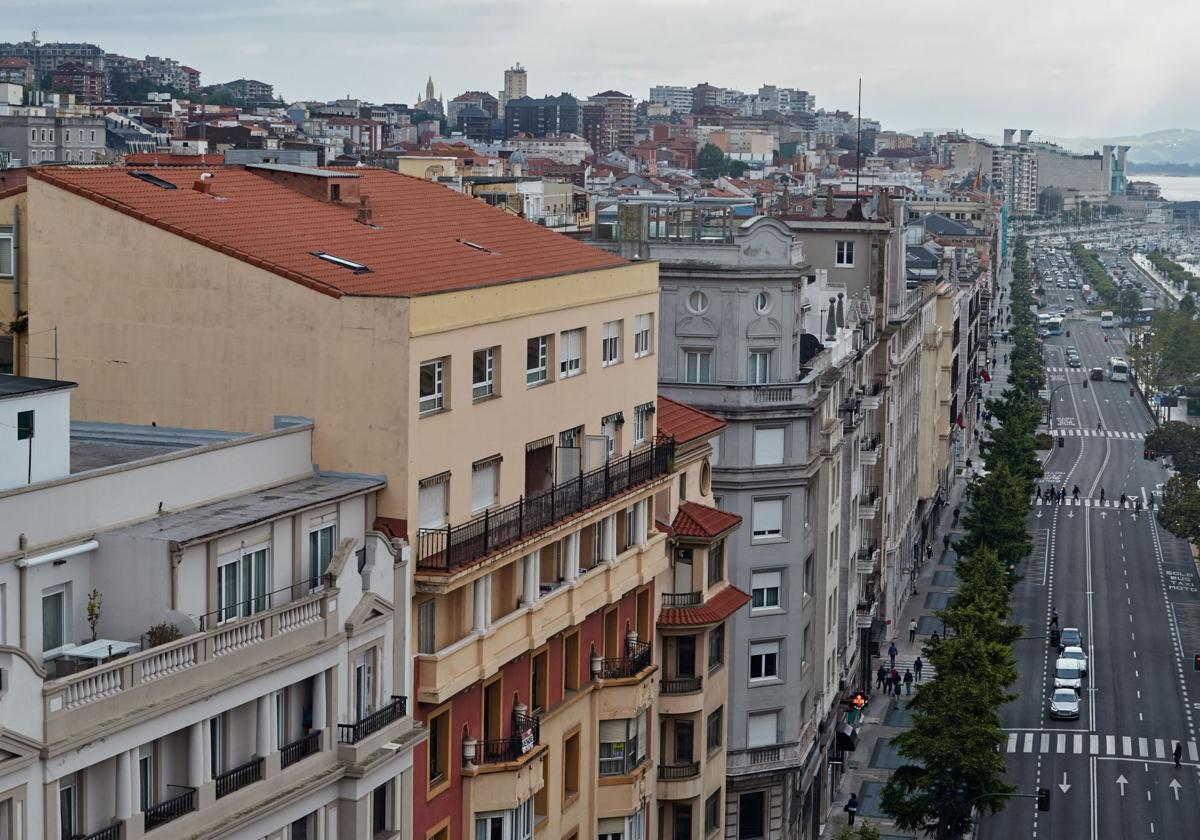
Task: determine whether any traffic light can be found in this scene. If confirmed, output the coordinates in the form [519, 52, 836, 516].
[851, 692, 868, 711]
[1037, 788, 1050, 812]
[1194, 654, 1200, 672]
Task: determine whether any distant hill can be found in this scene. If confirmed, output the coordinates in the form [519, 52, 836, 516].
[1022, 129, 1200, 166]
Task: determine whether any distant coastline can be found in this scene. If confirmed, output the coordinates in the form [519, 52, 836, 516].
[1126, 162, 1200, 176]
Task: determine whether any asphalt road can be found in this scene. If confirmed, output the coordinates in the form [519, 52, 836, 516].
[977, 271, 1200, 840]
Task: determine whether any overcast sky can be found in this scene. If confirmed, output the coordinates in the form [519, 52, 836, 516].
[5, 0, 1196, 139]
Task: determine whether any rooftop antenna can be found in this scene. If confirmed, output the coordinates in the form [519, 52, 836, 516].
[855, 78, 862, 204]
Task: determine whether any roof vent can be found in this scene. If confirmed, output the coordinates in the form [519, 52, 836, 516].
[357, 195, 373, 225]
[193, 172, 213, 194]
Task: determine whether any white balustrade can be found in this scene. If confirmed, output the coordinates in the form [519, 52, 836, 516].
[279, 598, 321, 632]
[65, 667, 124, 709]
[213, 618, 265, 656]
[140, 642, 198, 682]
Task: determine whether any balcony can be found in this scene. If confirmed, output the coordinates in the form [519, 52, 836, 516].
[43, 588, 337, 748]
[660, 676, 702, 694]
[80, 824, 121, 840]
[662, 591, 702, 608]
[860, 380, 884, 410]
[338, 695, 408, 744]
[416, 436, 674, 574]
[859, 434, 880, 465]
[659, 761, 700, 780]
[215, 756, 264, 799]
[599, 641, 653, 680]
[858, 487, 880, 519]
[144, 786, 196, 832]
[476, 711, 542, 765]
[280, 730, 322, 769]
[726, 740, 807, 777]
[856, 545, 879, 575]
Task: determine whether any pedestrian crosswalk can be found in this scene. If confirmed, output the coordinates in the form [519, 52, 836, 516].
[1048, 428, 1144, 439]
[876, 657, 937, 688]
[1033, 497, 1147, 509]
[1003, 731, 1198, 761]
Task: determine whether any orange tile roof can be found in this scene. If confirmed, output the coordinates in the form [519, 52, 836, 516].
[671, 501, 742, 539]
[658, 584, 751, 627]
[656, 396, 724, 445]
[30, 165, 626, 298]
[0, 168, 28, 199]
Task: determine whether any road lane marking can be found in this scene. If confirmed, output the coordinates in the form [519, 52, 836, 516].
[1041, 734, 1050, 753]
[1123, 736, 1132, 755]
[1008, 733, 1018, 752]
[1025, 733, 1034, 753]
[1057, 734, 1066, 753]
[1138, 737, 1149, 757]
[1090, 735, 1099, 754]
[1154, 739, 1164, 758]
[1192, 742, 1199, 762]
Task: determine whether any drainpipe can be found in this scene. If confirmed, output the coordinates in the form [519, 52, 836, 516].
[11, 206, 19, 374]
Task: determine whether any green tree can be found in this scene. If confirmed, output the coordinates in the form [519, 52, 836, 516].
[1145, 422, 1200, 476]
[958, 461, 1033, 576]
[834, 822, 881, 840]
[1181, 294, 1197, 315]
[1158, 474, 1200, 542]
[698, 143, 726, 178]
[727, 158, 749, 177]
[1116, 287, 1142, 325]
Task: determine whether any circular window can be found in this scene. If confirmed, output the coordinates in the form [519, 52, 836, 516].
[700, 458, 712, 494]
[754, 291, 771, 314]
[687, 290, 709, 314]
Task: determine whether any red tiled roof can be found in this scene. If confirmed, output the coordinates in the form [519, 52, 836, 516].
[671, 501, 742, 539]
[373, 516, 408, 541]
[0, 168, 28, 199]
[124, 153, 226, 166]
[658, 584, 751, 627]
[656, 396, 724, 445]
[30, 165, 626, 298]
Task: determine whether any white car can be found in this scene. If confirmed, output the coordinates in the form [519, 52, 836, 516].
[1061, 646, 1088, 676]
[1054, 658, 1083, 692]
[1050, 688, 1080, 719]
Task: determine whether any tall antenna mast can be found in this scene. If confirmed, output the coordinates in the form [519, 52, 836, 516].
[855, 77, 862, 202]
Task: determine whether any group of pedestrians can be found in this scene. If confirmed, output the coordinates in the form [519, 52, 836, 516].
[875, 656, 922, 706]
[1036, 484, 1080, 504]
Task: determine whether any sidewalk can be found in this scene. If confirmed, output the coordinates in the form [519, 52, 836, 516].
[823, 278, 1013, 837]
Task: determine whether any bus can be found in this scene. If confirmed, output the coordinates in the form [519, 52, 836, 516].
[1136, 307, 1154, 324]
[1109, 357, 1129, 382]
[1100, 311, 1114, 328]
[1038, 313, 1051, 327]
[1046, 317, 1064, 336]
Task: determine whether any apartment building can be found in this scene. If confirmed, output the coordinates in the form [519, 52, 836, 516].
[590, 205, 884, 839]
[0, 375, 422, 840]
[22, 163, 741, 839]
[0, 169, 26, 375]
[0, 113, 107, 164]
[583, 92, 635, 157]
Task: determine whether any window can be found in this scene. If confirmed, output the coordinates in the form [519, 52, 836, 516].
[59, 783, 77, 839]
[559, 328, 583, 377]
[675, 719, 695, 763]
[354, 650, 375, 720]
[705, 790, 722, 832]
[42, 588, 66, 655]
[418, 474, 449, 528]
[706, 706, 723, 752]
[563, 731, 580, 801]
[707, 541, 724, 586]
[428, 708, 450, 787]
[684, 350, 712, 384]
[602, 320, 621, 366]
[0, 234, 15, 278]
[419, 359, 445, 414]
[634, 313, 652, 357]
[746, 711, 778, 748]
[633, 402, 652, 445]
[754, 291, 771, 314]
[308, 523, 336, 589]
[531, 648, 548, 713]
[372, 782, 389, 836]
[700, 459, 712, 494]
[708, 624, 724, 670]
[90, 130, 97, 142]
[599, 809, 645, 840]
[473, 347, 497, 400]
[16, 410, 34, 441]
[139, 754, 154, 810]
[687, 290, 709, 313]
[563, 631, 580, 691]
[471, 456, 500, 512]
[749, 641, 780, 682]
[210, 714, 225, 776]
[751, 498, 783, 540]
[276, 691, 285, 750]
[751, 571, 782, 611]
[738, 791, 767, 838]
[475, 799, 533, 840]
[603, 417, 619, 461]
[217, 546, 270, 623]
[64, 129, 71, 142]
[30, 128, 35, 142]
[40, 129, 46, 142]
[836, 240, 855, 267]
[48, 129, 54, 142]
[598, 712, 648, 775]
[417, 599, 436, 654]
[676, 635, 696, 678]
[753, 427, 784, 466]
[526, 335, 549, 385]
[672, 803, 692, 840]
[747, 351, 770, 384]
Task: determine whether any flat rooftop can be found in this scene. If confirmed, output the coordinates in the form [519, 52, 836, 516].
[0, 374, 77, 400]
[69, 421, 246, 473]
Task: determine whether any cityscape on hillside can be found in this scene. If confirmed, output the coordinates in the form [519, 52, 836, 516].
[1, 19, 1199, 840]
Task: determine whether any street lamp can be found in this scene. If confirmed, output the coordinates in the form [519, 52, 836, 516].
[1043, 379, 1081, 430]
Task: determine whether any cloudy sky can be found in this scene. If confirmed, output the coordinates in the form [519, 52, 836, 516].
[5, 0, 1195, 139]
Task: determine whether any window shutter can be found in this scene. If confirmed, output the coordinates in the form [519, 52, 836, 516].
[753, 499, 783, 535]
[747, 711, 778, 747]
[754, 427, 785, 465]
[471, 460, 498, 511]
[418, 483, 446, 528]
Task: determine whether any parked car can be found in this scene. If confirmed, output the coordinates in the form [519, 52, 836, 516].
[1061, 645, 1088, 676]
[1050, 688, 1081, 719]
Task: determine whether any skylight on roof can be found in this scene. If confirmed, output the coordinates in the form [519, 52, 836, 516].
[457, 238, 497, 255]
[129, 171, 178, 190]
[311, 252, 371, 274]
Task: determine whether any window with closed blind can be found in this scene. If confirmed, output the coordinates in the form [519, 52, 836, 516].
[746, 710, 778, 747]
[471, 456, 500, 512]
[753, 426, 785, 465]
[751, 498, 784, 540]
[418, 473, 449, 528]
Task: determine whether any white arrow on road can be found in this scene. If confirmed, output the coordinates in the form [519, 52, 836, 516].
[1116, 775, 1128, 796]
[1170, 779, 1182, 801]
[1058, 772, 1071, 794]
[1036, 510, 1043, 519]
[1100, 512, 1107, 519]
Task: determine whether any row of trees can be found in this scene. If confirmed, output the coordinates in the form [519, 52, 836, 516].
[697, 143, 749, 179]
[1070, 243, 1118, 303]
[880, 238, 1042, 838]
[1147, 422, 1200, 544]
[1128, 306, 1200, 396]
[1146, 251, 1200, 294]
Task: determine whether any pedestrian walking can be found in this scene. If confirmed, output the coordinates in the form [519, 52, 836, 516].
[943, 533, 951, 553]
[845, 793, 859, 826]
[1120, 493, 1127, 507]
[1100, 488, 1106, 503]
[1175, 742, 1183, 769]
[1050, 608, 1059, 628]
[931, 630, 940, 644]
[909, 618, 918, 644]
[892, 680, 902, 709]
[877, 664, 886, 690]
[914, 656, 923, 682]
[952, 506, 960, 525]
[1072, 485, 1080, 501]
[1036, 486, 1042, 501]
[904, 669, 914, 695]
[889, 641, 898, 670]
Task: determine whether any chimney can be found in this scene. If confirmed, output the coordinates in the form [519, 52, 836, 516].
[193, 172, 213, 194]
[1019, 129, 1032, 144]
[1002, 129, 1015, 145]
[357, 195, 373, 225]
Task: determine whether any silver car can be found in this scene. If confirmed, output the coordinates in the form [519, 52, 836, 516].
[1061, 645, 1088, 676]
[1050, 688, 1080, 719]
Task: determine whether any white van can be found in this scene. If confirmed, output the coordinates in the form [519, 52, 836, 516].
[1054, 658, 1083, 692]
